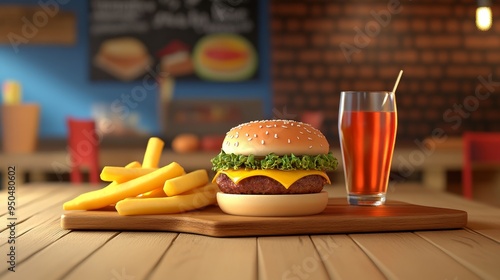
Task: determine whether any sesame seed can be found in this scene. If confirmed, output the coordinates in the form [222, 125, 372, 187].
[299, 131, 304, 134]
[234, 134, 239, 138]
[274, 134, 278, 138]
[265, 131, 269, 135]
[266, 125, 272, 128]
[308, 137, 312, 141]
[234, 142, 239, 147]
[261, 140, 265, 145]
[309, 146, 313, 149]
[297, 136, 300, 139]
[245, 133, 249, 137]
[288, 139, 291, 143]
[254, 134, 258, 138]
[248, 137, 253, 141]
[282, 125, 288, 128]
[259, 125, 263, 128]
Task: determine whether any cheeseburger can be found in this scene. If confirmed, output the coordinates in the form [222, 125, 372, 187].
[211, 119, 338, 216]
[94, 37, 151, 81]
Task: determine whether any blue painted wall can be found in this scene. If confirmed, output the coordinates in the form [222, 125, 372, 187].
[0, 0, 271, 138]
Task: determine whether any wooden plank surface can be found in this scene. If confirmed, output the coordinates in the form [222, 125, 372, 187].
[350, 232, 482, 280]
[1, 231, 117, 280]
[0, 219, 70, 279]
[257, 235, 329, 280]
[416, 230, 500, 280]
[64, 232, 176, 280]
[310, 235, 386, 279]
[464, 215, 500, 242]
[3, 190, 76, 227]
[149, 233, 257, 280]
[0, 186, 55, 216]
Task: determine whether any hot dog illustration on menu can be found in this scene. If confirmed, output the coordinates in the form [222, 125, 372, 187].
[193, 34, 258, 82]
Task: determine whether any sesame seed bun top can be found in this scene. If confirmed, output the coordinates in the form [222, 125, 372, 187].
[222, 119, 330, 156]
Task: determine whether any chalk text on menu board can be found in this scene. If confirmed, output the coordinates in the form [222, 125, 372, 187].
[90, 1, 253, 36]
[152, 6, 253, 33]
[90, 1, 155, 35]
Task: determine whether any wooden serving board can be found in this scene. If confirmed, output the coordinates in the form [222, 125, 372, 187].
[61, 198, 467, 237]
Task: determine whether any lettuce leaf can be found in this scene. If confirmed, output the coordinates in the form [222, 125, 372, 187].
[211, 151, 338, 171]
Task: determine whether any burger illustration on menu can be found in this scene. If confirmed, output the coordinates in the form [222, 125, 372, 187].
[193, 34, 258, 82]
[94, 37, 152, 81]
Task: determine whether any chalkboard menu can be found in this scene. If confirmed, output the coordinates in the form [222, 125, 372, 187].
[89, 0, 259, 82]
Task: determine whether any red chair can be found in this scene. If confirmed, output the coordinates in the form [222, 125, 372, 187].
[462, 131, 500, 199]
[67, 118, 100, 184]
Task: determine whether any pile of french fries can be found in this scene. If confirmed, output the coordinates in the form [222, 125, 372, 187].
[63, 137, 219, 216]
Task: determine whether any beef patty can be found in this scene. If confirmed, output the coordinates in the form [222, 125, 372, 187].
[215, 173, 327, 194]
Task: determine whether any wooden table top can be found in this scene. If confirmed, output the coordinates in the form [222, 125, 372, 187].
[1, 183, 499, 280]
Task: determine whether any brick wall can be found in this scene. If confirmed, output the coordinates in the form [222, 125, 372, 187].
[270, 0, 500, 144]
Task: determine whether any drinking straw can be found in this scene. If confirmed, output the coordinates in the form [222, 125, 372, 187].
[392, 70, 403, 94]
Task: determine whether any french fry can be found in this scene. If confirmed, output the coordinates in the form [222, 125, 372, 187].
[182, 182, 219, 195]
[163, 169, 209, 196]
[124, 161, 142, 169]
[64, 137, 220, 216]
[142, 137, 164, 168]
[99, 161, 142, 192]
[100, 167, 157, 183]
[115, 189, 217, 216]
[63, 162, 185, 210]
[64, 161, 142, 205]
[139, 187, 166, 198]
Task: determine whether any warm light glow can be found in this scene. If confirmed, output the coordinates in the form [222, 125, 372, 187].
[476, 7, 493, 31]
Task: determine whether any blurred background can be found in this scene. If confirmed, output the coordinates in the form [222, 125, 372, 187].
[2, 0, 500, 140]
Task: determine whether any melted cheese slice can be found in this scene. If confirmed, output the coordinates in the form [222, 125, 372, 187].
[213, 169, 331, 189]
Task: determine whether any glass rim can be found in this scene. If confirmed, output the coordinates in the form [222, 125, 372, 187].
[338, 90, 397, 112]
[340, 91, 394, 94]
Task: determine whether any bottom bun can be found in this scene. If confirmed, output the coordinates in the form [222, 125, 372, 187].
[217, 191, 328, 217]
